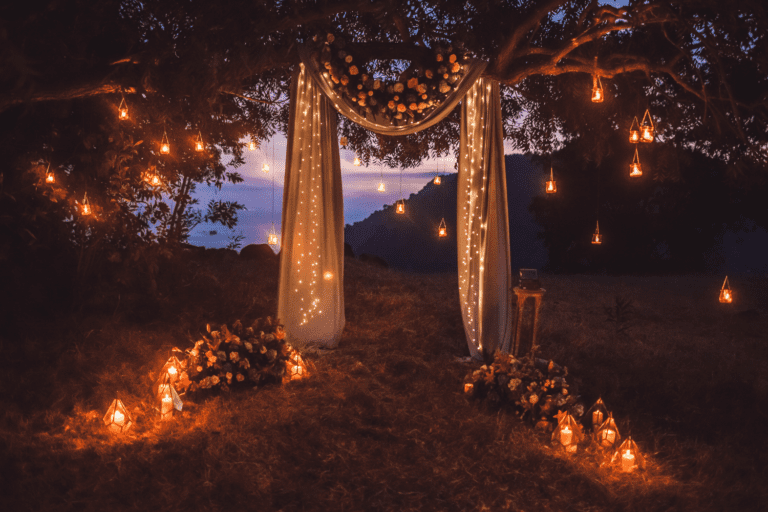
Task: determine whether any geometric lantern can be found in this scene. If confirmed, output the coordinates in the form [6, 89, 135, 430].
[640, 109, 655, 143]
[546, 167, 556, 193]
[396, 199, 405, 214]
[118, 97, 129, 120]
[719, 276, 733, 303]
[160, 129, 170, 155]
[586, 397, 609, 430]
[80, 192, 92, 216]
[591, 220, 602, 244]
[629, 116, 640, 144]
[595, 413, 621, 450]
[630, 147, 642, 177]
[103, 398, 133, 434]
[438, 218, 447, 237]
[157, 373, 182, 421]
[195, 131, 204, 152]
[611, 437, 645, 472]
[285, 348, 310, 382]
[592, 75, 604, 103]
[552, 410, 584, 453]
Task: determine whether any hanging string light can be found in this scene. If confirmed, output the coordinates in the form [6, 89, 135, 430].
[640, 109, 655, 143]
[630, 146, 642, 177]
[591, 75, 604, 103]
[80, 192, 92, 216]
[592, 220, 602, 244]
[396, 168, 405, 214]
[160, 126, 170, 155]
[439, 218, 447, 237]
[629, 116, 640, 143]
[546, 166, 556, 193]
[719, 276, 733, 303]
[118, 96, 129, 120]
[195, 131, 204, 152]
[144, 169, 162, 187]
[267, 143, 279, 248]
[45, 163, 55, 184]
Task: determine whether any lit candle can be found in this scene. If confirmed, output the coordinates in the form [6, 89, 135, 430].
[167, 366, 177, 376]
[196, 142, 203, 151]
[560, 425, 572, 446]
[120, 110, 127, 119]
[161, 144, 169, 154]
[601, 429, 616, 447]
[592, 410, 603, 426]
[113, 409, 125, 424]
[621, 449, 635, 472]
[631, 132, 638, 142]
[46, 174, 55, 183]
[161, 393, 173, 420]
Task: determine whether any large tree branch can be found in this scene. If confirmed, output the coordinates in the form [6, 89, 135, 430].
[0, 80, 136, 114]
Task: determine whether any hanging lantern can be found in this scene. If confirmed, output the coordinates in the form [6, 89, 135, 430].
[267, 223, 279, 247]
[591, 76, 604, 103]
[546, 167, 556, 193]
[434, 175, 441, 185]
[377, 181, 386, 192]
[629, 116, 640, 144]
[144, 171, 162, 187]
[160, 130, 170, 155]
[595, 413, 621, 449]
[611, 437, 645, 472]
[438, 218, 447, 237]
[396, 200, 405, 214]
[353, 156, 361, 166]
[195, 131, 204, 152]
[118, 97, 129, 120]
[640, 109, 655, 143]
[551, 411, 584, 453]
[630, 147, 642, 177]
[323, 270, 334, 281]
[103, 398, 133, 434]
[248, 140, 257, 151]
[262, 162, 270, 173]
[586, 397, 609, 431]
[45, 164, 55, 184]
[340, 136, 348, 148]
[591, 220, 601, 244]
[80, 192, 92, 216]
[719, 276, 733, 303]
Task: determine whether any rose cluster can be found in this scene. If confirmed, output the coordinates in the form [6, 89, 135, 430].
[311, 32, 470, 125]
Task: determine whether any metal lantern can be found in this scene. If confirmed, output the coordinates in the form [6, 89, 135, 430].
[103, 398, 133, 434]
[611, 437, 645, 472]
[630, 147, 642, 177]
[286, 349, 309, 382]
[438, 218, 447, 238]
[377, 181, 386, 192]
[586, 397, 609, 431]
[591, 221, 601, 244]
[80, 192, 92, 216]
[160, 130, 170, 155]
[719, 276, 733, 303]
[267, 223, 279, 247]
[353, 156, 361, 166]
[546, 167, 556, 193]
[640, 109, 655, 143]
[629, 116, 640, 144]
[595, 413, 621, 449]
[396, 200, 405, 214]
[248, 141, 257, 151]
[551, 411, 584, 453]
[591, 76, 604, 103]
[195, 131, 204, 152]
[118, 97, 128, 120]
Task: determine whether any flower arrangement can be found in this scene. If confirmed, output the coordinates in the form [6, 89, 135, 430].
[310, 32, 470, 125]
[173, 317, 310, 395]
[463, 353, 582, 426]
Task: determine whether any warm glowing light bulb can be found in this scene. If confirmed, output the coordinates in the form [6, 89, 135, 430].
[323, 271, 333, 281]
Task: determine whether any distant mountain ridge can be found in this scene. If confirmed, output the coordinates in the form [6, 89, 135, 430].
[344, 154, 548, 273]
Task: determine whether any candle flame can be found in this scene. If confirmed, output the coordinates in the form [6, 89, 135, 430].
[113, 409, 125, 424]
[46, 174, 55, 183]
[167, 366, 177, 375]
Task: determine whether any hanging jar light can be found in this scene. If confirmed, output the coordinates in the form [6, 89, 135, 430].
[118, 96, 129, 120]
[377, 162, 385, 192]
[45, 163, 55, 184]
[611, 437, 644, 472]
[640, 109, 655, 143]
[160, 128, 170, 155]
[630, 147, 642, 177]
[248, 140, 257, 151]
[396, 199, 405, 214]
[267, 224, 279, 247]
[339, 136, 348, 148]
[195, 131, 204, 152]
[353, 155, 361, 166]
[434, 158, 441, 185]
[595, 413, 621, 449]
[377, 181, 386, 192]
[144, 169, 162, 187]
[80, 192, 92, 216]
[267, 156, 279, 247]
[103, 397, 133, 434]
[719, 276, 733, 303]
[591, 220, 601, 244]
[438, 218, 447, 237]
[629, 116, 640, 144]
[546, 167, 557, 193]
[591, 75, 604, 103]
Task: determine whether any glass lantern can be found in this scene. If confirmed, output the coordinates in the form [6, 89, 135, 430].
[434, 175, 441, 185]
[551, 411, 583, 453]
[80, 192, 92, 216]
[45, 164, 55, 184]
[591, 221, 601, 244]
[629, 116, 640, 144]
[591, 76, 604, 103]
[630, 147, 642, 177]
[118, 97, 128, 120]
[640, 109, 655, 143]
[546, 167, 556, 193]
[195, 131, 204, 152]
[396, 200, 405, 214]
[438, 218, 447, 238]
[595, 413, 621, 449]
[248, 141, 257, 151]
[353, 156, 361, 166]
[585, 397, 609, 431]
[611, 437, 645, 472]
[377, 182, 386, 192]
[719, 276, 733, 303]
[160, 130, 170, 155]
[103, 398, 133, 434]
[267, 223, 279, 248]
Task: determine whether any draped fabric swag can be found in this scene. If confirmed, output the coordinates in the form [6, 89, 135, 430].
[278, 52, 512, 358]
[277, 63, 345, 348]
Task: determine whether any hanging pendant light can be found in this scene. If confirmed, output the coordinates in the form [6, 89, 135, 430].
[267, 224, 279, 247]
[434, 175, 441, 185]
[591, 220, 601, 244]
[267, 152, 279, 248]
[118, 96, 129, 120]
[591, 76, 604, 103]
[144, 170, 162, 187]
[377, 161, 385, 192]
[262, 162, 270, 173]
[377, 181, 386, 192]
[719, 276, 733, 303]
[396, 199, 405, 214]
[640, 109, 655, 143]
[546, 167, 556, 193]
[629, 116, 640, 144]
[45, 163, 55, 184]
[353, 156, 361, 166]
[438, 218, 447, 237]
[160, 128, 170, 155]
[340, 136, 348, 148]
[630, 147, 642, 177]
[80, 192, 92, 216]
[434, 158, 441, 185]
[195, 131, 204, 152]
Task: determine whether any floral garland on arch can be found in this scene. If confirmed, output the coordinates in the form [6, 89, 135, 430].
[309, 32, 470, 124]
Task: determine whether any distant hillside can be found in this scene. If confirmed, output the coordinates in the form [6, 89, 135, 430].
[344, 154, 548, 273]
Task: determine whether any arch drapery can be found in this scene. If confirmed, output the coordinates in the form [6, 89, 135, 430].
[278, 52, 512, 359]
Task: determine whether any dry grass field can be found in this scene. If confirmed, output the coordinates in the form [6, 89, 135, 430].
[0, 251, 766, 511]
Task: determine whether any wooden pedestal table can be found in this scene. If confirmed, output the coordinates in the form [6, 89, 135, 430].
[512, 287, 546, 358]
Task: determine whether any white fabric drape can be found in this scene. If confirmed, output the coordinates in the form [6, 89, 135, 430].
[457, 78, 513, 360]
[277, 63, 345, 348]
[299, 45, 487, 135]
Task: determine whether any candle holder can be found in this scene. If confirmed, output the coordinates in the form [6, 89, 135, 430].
[585, 397, 609, 431]
[611, 437, 644, 472]
[595, 413, 621, 450]
[103, 398, 133, 434]
[551, 411, 583, 452]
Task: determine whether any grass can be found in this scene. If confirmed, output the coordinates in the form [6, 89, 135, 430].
[0, 252, 766, 511]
